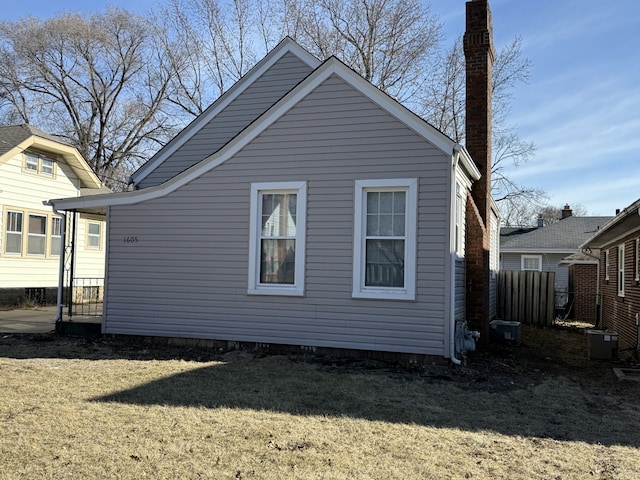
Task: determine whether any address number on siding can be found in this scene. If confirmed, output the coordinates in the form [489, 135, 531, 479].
[124, 236, 139, 244]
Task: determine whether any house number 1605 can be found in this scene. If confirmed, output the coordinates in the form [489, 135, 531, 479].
[124, 236, 139, 244]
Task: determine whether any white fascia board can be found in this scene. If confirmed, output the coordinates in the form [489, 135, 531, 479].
[16, 137, 102, 189]
[453, 145, 481, 181]
[51, 57, 454, 212]
[131, 37, 321, 186]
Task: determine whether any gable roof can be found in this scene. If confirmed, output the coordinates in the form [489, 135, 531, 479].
[130, 37, 321, 187]
[0, 124, 102, 189]
[49, 53, 465, 215]
[581, 198, 640, 249]
[500, 216, 612, 253]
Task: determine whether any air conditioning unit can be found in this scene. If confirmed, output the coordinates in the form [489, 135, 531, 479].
[489, 320, 521, 342]
[587, 330, 618, 360]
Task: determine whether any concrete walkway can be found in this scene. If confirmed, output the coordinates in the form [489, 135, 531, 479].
[0, 307, 102, 334]
[0, 306, 58, 334]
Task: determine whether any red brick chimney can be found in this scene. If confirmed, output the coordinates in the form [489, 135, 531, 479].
[464, 0, 495, 333]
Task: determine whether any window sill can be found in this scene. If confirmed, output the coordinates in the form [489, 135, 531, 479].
[248, 287, 304, 297]
[352, 289, 415, 301]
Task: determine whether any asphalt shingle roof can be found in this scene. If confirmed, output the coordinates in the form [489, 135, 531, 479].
[0, 124, 71, 158]
[500, 216, 612, 251]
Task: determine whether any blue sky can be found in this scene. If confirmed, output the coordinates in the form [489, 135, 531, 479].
[3, 0, 639, 217]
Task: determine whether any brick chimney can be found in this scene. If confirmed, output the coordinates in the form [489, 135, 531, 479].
[561, 204, 573, 219]
[464, 0, 495, 333]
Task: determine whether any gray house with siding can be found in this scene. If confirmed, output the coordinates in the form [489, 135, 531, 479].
[49, 4, 499, 363]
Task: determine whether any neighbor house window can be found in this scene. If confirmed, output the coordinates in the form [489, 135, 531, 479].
[24, 152, 55, 177]
[87, 221, 102, 249]
[352, 179, 417, 300]
[455, 182, 464, 255]
[521, 255, 542, 272]
[27, 214, 47, 256]
[618, 244, 625, 297]
[605, 249, 610, 281]
[5, 211, 23, 255]
[248, 181, 306, 296]
[635, 238, 639, 282]
[50, 217, 62, 256]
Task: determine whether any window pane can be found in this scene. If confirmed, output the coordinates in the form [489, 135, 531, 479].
[523, 257, 540, 271]
[26, 154, 38, 171]
[261, 193, 296, 237]
[27, 215, 47, 255]
[88, 222, 101, 236]
[6, 212, 22, 254]
[260, 239, 295, 284]
[41, 158, 54, 175]
[379, 192, 393, 213]
[366, 213, 379, 236]
[367, 192, 379, 214]
[365, 239, 405, 287]
[51, 217, 62, 256]
[29, 215, 46, 235]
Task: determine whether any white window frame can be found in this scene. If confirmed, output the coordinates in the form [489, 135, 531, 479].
[635, 237, 639, 282]
[521, 254, 542, 272]
[27, 213, 47, 256]
[618, 244, 625, 297]
[248, 181, 307, 296]
[87, 221, 102, 250]
[5, 210, 23, 255]
[50, 217, 62, 256]
[352, 178, 417, 301]
[454, 182, 464, 255]
[24, 152, 56, 177]
[605, 249, 610, 281]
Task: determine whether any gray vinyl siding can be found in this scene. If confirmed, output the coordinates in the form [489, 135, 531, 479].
[104, 75, 451, 356]
[138, 52, 314, 188]
[501, 252, 569, 290]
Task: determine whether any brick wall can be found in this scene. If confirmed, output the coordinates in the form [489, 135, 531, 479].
[599, 233, 640, 352]
[568, 263, 597, 322]
[463, 0, 495, 332]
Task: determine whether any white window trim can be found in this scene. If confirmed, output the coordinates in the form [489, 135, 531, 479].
[605, 249, 610, 281]
[87, 221, 102, 250]
[248, 181, 307, 296]
[635, 237, 639, 282]
[618, 244, 625, 297]
[27, 213, 47, 256]
[352, 178, 417, 301]
[521, 254, 542, 272]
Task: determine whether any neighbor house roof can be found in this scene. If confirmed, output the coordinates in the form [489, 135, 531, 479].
[501, 216, 612, 253]
[0, 124, 102, 189]
[581, 198, 640, 250]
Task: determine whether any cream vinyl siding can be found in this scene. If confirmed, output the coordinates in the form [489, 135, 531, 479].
[103, 75, 452, 356]
[0, 153, 79, 288]
[138, 53, 314, 188]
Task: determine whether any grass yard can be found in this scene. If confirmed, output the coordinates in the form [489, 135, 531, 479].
[1, 326, 640, 479]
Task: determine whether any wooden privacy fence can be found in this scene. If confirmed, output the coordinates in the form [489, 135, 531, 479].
[497, 270, 556, 326]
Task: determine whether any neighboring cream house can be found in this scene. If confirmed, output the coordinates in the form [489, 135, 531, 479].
[0, 124, 107, 307]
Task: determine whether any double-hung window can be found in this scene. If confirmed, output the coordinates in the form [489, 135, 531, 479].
[605, 249, 610, 281]
[248, 181, 306, 296]
[455, 182, 464, 255]
[27, 214, 47, 256]
[24, 152, 55, 177]
[521, 255, 542, 272]
[353, 179, 417, 300]
[50, 217, 62, 256]
[635, 238, 639, 283]
[87, 221, 102, 249]
[5, 211, 23, 255]
[618, 244, 625, 297]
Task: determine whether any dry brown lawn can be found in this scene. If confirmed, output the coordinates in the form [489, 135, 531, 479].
[1, 325, 640, 479]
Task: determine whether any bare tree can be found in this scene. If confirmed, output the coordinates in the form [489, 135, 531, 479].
[0, 9, 178, 188]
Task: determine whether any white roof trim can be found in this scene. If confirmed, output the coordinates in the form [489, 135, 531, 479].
[50, 57, 456, 212]
[130, 37, 321, 186]
[500, 248, 579, 254]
